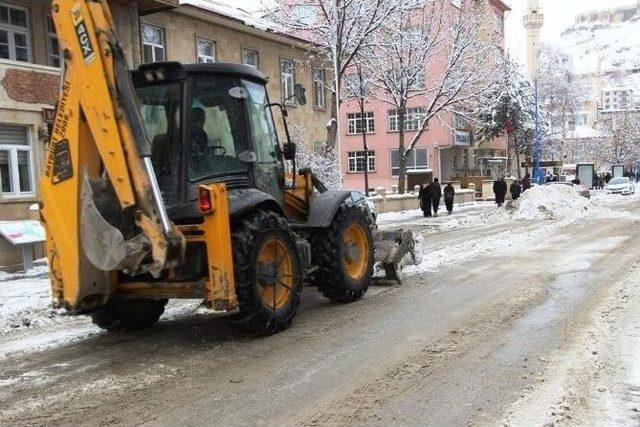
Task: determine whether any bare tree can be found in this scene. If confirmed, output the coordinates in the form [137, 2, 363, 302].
[343, 61, 375, 195]
[597, 112, 640, 168]
[537, 45, 589, 139]
[361, 0, 498, 193]
[268, 0, 423, 150]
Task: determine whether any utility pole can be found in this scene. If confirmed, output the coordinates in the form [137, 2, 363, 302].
[356, 65, 370, 196]
[534, 79, 541, 184]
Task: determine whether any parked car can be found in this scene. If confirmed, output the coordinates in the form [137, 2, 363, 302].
[544, 181, 591, 198]
[605, 177, 636, 195]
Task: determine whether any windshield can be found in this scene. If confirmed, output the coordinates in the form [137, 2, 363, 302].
[189, 76, 249, 180]
[609, 177, 629, 185]
[136, 82, 182, 206]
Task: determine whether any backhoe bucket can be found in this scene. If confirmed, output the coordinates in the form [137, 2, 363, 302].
[373, 229, 416, 283]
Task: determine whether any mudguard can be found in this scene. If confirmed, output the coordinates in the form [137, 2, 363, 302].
[228, 188, 284, 219]
[306, 190, 351, 228]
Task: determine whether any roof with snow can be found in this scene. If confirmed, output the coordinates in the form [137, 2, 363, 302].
[567, 125, 604, 139]
[179, 0, 275, 31]
[178, 0, 314, 45]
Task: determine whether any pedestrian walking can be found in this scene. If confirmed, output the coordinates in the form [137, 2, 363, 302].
[605, 172, 612, 184]
[522, 172, 531, 192]
[510, 179, 521, 200]
[431, 178, 442, 216]
[444, 182, 455, 214]
[493, 176, 507, 207]
[419, 180, 432, 217]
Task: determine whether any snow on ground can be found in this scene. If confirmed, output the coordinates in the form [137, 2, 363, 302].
[1, 186, 638, 359]
[393, 185, 640, 275]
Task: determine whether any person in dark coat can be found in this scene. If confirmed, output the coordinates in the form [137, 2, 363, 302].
[522, 173, 531, 192]
[431, 178, 442, 216]
[510, 179, 521, 200]
[493, 176, 508, 207]
[444, 182, 455, 214]
[605, 172, 612, 183]
[419, 180, 432, 217]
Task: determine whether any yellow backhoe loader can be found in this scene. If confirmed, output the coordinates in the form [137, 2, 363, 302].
[41, 0, 413, 335]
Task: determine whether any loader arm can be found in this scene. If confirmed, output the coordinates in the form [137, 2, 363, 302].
[40, 0, 185, 311]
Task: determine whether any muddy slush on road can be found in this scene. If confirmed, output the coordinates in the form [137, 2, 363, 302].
[1, 189, 640, 426]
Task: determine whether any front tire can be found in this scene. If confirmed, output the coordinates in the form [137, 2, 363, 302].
[227, 210, 302, 335]
[312, 204, 374, 303]
[91, 299, 167, 332]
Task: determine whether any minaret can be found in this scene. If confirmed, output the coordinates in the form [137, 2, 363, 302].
[523, 0, 544, 81]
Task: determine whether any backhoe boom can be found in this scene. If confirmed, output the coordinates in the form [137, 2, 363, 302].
[40, 0, 185, 311]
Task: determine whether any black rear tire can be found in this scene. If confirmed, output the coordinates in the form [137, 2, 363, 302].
[91, 299, 167, 332]
[311, 204, 374, 303]
[226, 210, 302, 336]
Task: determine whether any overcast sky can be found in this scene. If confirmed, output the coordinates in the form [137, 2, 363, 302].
[230, 0, 638, 65]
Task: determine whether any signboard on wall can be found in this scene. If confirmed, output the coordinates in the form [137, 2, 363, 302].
[0, 221, 46, 246]
[577, 163, 595, 189]
[612, 165, 624, 178]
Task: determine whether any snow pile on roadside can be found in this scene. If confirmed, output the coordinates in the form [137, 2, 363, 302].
[0, 278, 69, 334]
[510, 185, 591, 220]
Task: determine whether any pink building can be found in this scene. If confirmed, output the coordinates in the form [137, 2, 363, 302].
[340, 0, 511, 192]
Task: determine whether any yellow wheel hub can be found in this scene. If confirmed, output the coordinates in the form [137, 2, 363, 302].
[257, 237, 294, 310]
[342, 223, 370, 280]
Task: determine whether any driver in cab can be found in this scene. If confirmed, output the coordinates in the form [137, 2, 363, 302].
[190, 107, 208, 162]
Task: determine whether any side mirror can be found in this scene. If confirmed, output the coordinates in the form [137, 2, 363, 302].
[283, 142, 296, 161]
[294, 84, 307, 106]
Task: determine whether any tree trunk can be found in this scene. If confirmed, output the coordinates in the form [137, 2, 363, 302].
[397, 107, 407, 194]
[513, 135, 522, 179]
[325, 91, 338, 149]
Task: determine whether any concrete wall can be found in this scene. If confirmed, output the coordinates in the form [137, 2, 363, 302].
[369, 189, 476, 214]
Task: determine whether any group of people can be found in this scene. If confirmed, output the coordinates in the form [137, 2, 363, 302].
[419, 178, 456, 217]
[493, 173, 532, 207]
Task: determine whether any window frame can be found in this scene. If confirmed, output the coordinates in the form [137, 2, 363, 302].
[46, 14, 59, 67]
[347, 112, 375, 135]
[0, 3, 32, 63]
[195, 37, 216, 63]
[390, 148, 428, 176]
[312, 67, 326, 109]
[347, 150, 375, 173]
[0, 125, 35, 198]
[241, 48, 259, 68]
[141, 23, 166, 63]
[280, 58, 296, 105]
[388, 107, 427, 132]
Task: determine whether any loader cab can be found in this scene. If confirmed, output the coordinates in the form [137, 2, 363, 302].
[132, 62, 287, 222]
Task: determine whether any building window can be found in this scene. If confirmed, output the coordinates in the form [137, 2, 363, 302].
[347, 150, 375, 173]
[142, 24, 165, 63]
[0, 4, 30, 62]
[0, 125, 33, 196]
[312, 67, 326, 109]
[196, 38, 216, 63]
[291, 5, 317, 26]
[347, 112, 375, 134]
[281, 59, 295, 103]
[494, 11, 504, 34]
[46, 15, 60, 67]
[242, 49, 259, 68]
[388, 108, 426, 132]
[391, 148, 428, 176]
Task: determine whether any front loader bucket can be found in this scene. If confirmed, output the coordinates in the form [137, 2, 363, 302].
[373, 229, 416, 283]
[81, 174, 127, 271]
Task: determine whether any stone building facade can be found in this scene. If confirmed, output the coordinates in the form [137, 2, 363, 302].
[0, 0, 330, 268]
